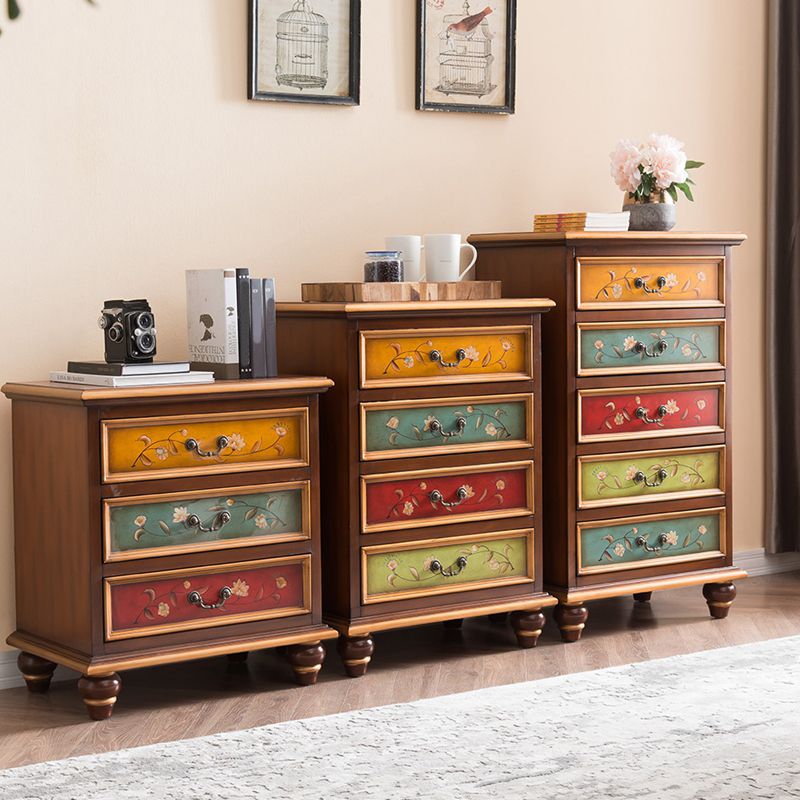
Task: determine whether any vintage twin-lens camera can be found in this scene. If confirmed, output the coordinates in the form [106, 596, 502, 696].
[98, 299, 157, 363]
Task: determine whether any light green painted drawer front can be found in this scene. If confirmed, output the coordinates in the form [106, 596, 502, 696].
[361, 394, 532, 460]
[579, 510, 725, 575]
[362, 530, 534, 604]
[104, 482, 309, 561]
[578, 447, 724, 508]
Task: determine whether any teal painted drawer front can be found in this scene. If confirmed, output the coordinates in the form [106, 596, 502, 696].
[578, 320, 724, 375]
[578, 509, 725, 575]
[360, 394, 533, 460]
[103, 481, 310, 562]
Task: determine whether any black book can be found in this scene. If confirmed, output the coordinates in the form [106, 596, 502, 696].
[66, 360, 190, 376]
[249, 278, 267, 379]
[236, 268, 252, 379]
[263, 278, 278, 378]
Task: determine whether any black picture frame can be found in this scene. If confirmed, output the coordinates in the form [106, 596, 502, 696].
[248, 0, 361, 106]
[416, 0, 516, 115]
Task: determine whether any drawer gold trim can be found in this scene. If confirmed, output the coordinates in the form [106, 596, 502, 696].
[360, 460, 535, 533]
[104, 555, 312, 641]
[576, 319, 726, 377]
[577, 507, 727, 576]
[359, 393, 534, 461]
[577, 382, 726, 443]
[102, 480, 312, 563]
[576, 256, 725, 310]
[101, 408, 310, 483]
[577, 444, 726, 509]
[358, 325, 534, 389]
[360, 529, 535, 604]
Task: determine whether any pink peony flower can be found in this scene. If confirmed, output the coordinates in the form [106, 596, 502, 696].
[642, 133, 688, 190]
[609, 139, 644, 193]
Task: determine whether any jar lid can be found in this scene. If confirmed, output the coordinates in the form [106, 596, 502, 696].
[365, 251, 402, 258]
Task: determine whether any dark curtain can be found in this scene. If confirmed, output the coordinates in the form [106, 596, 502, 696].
[766, 0, 800, 552]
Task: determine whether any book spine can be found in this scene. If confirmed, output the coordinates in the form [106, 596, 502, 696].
[249, 279, 267, 379]
[50, 371, 116, 386]
[236, 269, 252, 379]
[223, 270, 240, 378]
[66, 361, 121, 376]
[262, 278, 278, 378]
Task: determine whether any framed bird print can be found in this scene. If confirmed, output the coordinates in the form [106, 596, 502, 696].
[416, 0, 516, 114]
[248, 0, 361, 105]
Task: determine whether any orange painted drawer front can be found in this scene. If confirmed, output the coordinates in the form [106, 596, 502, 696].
[104, 556, 311, 640]
[578, 383, 724, 443]
[359, 326, 532, 388]
[102, 408, 309, 483]
[577, 256, 724, 309]
[361, 461, 533, 533]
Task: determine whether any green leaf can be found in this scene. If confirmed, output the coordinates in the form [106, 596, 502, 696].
[676, 182, 694, 202]
[685, 160, 705, 169]
[665, 184, 679, 203]
[7, 0, 20, 20]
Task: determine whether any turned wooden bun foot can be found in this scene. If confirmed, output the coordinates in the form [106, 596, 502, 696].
[554, 603, 589, 643]
[78, 673, 122, 720]
[338, 635, 374, 678]
[286, 642, 325, 686]
[633, 592, 653, 604]
[703, 582, 737, 619]
[227, 651, 249, 664]
[18, 652, 57, 693]
[510, 610, 545, 649]
[442, 618, 463, 630]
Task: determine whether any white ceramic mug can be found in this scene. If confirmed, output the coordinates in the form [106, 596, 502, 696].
[385, 235, 424, 282]
[423, 234, 478, 282]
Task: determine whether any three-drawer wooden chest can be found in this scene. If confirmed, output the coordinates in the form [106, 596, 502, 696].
[470, 232, 747, 640]
[1, 378, 337, 718]
[276, 300, 556, 675]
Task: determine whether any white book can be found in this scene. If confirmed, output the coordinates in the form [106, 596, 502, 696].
[185, 269, 240, 379]
[50, 371, 215, 388]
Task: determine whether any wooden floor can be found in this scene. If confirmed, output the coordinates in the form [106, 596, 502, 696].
[1, 572, 798, 770]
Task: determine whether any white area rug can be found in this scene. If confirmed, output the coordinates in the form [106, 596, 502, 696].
[2, 636, 799, 800]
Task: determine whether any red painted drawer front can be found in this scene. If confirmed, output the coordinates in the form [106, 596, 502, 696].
[578, 383, 724, 443]
[105, 556, 310, 641]
[361, 462, 533, 533]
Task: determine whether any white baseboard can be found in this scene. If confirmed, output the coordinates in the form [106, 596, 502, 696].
[0, 550, 797, 691]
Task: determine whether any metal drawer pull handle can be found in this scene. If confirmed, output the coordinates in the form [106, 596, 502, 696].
[632, 340, 668, 358]
[184, 511, 232, 534]
[634, 405, 669, 424]
[187, 586, 233, 610]
[429, 486, 469, 507]
[429, 556, 468, 577]
[635, 533, 670, 552]
[632, 468, 669, 488]
[429, 348, 467, 368]
[633, 276, 668, 294]
[185, 435, 229, 458]
[428, 417, 467, 438]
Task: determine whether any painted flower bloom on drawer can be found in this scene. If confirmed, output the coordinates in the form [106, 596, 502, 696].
[613, 542, 626, 557]
[594, 339, 604, 350]
[173, 506, 190, 523]
[402, 501, 415, 516]
[157, 602, 170, 617]
[386, 417, 400, 430]
[664, 399, 680, 415]
[423, 415, 438, 432]
[485, 422, 498, 436]
[665, 531, 679, 546]
[698, 525, 707, 535]
[228, 433, 246, 451]
[464, 346, 480, 362]
[134, 515, 147, 527]
[254, 513, 269, 529]
[231, 578, 250, 597]
[623, 336, 637, 352]
[275, 576, 288, 589]
[625, 465, 639, 481]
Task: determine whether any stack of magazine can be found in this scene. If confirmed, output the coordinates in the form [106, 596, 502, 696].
[186, 268, 277, 380]
[533, 211, 630, 232]
[50, 362, 215, 388]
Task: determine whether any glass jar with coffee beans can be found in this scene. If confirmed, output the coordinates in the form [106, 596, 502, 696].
[364, 251, 404, 283]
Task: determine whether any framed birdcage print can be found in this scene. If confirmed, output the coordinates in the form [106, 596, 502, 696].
[248, 0, 361, 105]
[416, 0, 516, 114]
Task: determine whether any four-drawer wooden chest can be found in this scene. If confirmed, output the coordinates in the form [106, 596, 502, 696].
[276, 300, 556, 675]
[1, 378, 336, 718]
[470, 232, 746, 640]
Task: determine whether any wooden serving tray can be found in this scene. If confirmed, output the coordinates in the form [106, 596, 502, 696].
[301, 281, 502, 303]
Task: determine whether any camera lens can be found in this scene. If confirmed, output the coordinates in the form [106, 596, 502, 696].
[107, 322, 124, 343]
[136, 332, 156, 353]
[136, 312, 154, 330]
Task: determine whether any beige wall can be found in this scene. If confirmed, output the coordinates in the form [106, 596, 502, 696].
[0, 0, 766, 652]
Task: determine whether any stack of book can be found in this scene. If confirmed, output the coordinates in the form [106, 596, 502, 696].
[186, 268, 277, 380]
[50, 362, 214, 388]
[533, 211, 630, 233]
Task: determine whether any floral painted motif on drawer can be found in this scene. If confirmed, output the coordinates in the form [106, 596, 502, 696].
[577, 257, 724, 309]
[361, 394, 533, 460]
[103, 481, 310, 562]
[578, 383, 724, 442]
[102, 408, 308, 482]
[362, 462, 533, 533]
[105, 556, 310, 640]
[362, 530, 534, 603]
[578, 446, 724, 508]
[360, 326, 532, 388]
[578, 321, 724, 375]
[578, 509, 725, 575]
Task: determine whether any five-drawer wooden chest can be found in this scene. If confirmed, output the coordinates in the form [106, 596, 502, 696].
[276, 300, 556, 675]
[1, 378, 337, 718]
[470, 232, 747, 640]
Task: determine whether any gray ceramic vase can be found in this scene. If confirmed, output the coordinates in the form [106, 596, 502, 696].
[624, 193, 677, 231]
